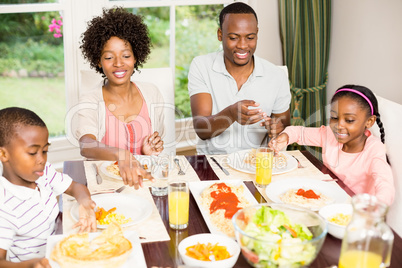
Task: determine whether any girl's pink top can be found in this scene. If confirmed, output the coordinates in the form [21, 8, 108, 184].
[101, 91, 152, 155]
[283, 125, 394, 205]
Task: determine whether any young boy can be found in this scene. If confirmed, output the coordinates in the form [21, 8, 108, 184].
[0, 107, 97, 267]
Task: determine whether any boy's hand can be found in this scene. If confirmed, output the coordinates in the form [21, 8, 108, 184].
[142, 131, 164, 156]
[73, 198, 97, 233]
[33, 258, 51, 268]
[268, 133, 289, 153]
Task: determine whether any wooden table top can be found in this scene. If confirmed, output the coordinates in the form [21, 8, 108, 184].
[62, 150, 402, 267]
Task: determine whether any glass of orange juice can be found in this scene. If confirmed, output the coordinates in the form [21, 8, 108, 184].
[255, 147, 273, 188]
[168, 181, 189, 230]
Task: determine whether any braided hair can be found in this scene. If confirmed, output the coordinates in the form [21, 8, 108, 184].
[331, 84, 385, 143]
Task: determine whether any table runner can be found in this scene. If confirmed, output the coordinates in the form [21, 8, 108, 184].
[62, 156, 199, 243]
[206, 150, 351, 203]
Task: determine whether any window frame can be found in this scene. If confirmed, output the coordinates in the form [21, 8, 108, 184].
[0, 0, 249, 165]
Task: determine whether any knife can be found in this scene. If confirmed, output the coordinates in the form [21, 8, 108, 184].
[92, 163, 103, 184]
[210, 157, 230, 176]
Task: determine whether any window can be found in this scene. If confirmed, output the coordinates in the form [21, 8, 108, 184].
[0, 0, 240, 164]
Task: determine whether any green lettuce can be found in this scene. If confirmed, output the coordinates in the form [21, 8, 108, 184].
[240, 206, 316, 268]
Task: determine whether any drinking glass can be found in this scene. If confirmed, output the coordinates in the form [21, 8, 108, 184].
[338, 194, 394, 268]
[168, 181, 189, 230]
[254, 147, 273, 188]
[150, 155, 170, 196]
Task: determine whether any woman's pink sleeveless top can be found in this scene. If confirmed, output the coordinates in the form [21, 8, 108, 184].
[101, 91, 152, 155]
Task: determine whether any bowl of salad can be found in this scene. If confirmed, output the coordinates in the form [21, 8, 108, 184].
[232, 203, 327, 267]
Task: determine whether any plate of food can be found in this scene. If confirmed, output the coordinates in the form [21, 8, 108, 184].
[47, 223, 147, 268]
[265, 177, 350, 211]
[227, 149, 298, 175]
[189, 180, 258, 238]
[70, 193, 153, 229]
[100, 156, 153, 180]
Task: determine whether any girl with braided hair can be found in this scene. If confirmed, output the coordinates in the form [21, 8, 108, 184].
[269, 85, 394, 205]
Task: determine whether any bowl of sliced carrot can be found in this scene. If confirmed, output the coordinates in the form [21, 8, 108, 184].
[178, 233, 240, 268]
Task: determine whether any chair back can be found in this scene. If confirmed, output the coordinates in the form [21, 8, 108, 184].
[370, 95, 402, 236]
[79, 68, 176, 155]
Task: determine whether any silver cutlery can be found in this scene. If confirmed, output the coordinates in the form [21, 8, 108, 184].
[322, 178, 338, 182]
[174, 158, 185, 175]
[210, 157, 230, 176]
[292, 155, 305, 168]
[66, 186, 126, 201]
[92, 163, 103, 184]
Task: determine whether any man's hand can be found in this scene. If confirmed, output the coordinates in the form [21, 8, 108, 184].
[229, 100, 264, 125]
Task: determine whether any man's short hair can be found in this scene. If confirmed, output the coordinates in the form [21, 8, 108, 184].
[0, 107, 46, 146]
[219, 2, 258, 29]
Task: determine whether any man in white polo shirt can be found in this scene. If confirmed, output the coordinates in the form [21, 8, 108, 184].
[188, 2, 291, 154]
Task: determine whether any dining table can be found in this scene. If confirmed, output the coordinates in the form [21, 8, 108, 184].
[61, 150, 402, 268]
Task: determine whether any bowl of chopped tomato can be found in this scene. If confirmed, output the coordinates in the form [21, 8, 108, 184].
[178, 233, 240, 268]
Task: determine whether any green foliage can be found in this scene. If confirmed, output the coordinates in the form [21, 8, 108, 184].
[0, 4, 223, 122]
[0, 77, 66, 137]
[0, 58, 22, 73]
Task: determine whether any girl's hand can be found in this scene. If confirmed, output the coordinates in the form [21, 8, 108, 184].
[73, 198, 97, 233]
[118, 152, 154, 189]
[142, 131, 164, 156]
[268, 133, 289, 153]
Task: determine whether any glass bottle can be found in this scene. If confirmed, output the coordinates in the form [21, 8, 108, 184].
[338, 194, 394, 268]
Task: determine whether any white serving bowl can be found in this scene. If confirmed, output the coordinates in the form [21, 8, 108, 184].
[318, 203, 353, 239]
[178, 233, 240, 268]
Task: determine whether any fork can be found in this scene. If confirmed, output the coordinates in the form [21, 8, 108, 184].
[91, 185, 126, 196]
[174, 158, 185, 175]
[66, 186, 126, 201]
[292, 155, 305, 168]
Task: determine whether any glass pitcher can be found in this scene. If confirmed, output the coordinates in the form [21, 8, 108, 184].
[338, 194, 394, 268]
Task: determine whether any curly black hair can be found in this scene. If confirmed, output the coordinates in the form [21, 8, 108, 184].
[80, 7, 151, 77]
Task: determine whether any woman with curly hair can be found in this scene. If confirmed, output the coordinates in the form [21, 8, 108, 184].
[74, 7, 165, 188]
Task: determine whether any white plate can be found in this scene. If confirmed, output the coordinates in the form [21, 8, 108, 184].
[100, 156, 154, 180]
[46, 231, 147, 268]
[227, 150, 297, 175]
[70, 193, 153, 229]
[189, 180, 258, 237]
[265, 177, 350, 211]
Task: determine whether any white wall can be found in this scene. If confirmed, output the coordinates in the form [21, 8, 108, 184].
[252, 0, 283, 66]
[253, 0, 402, 105]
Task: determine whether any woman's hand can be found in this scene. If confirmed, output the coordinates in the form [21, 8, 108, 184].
[73, 198, 97, 233]
[142, 131, 164, 156]
[268, 133, 289, 153]
[118, 151, 154, 189]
